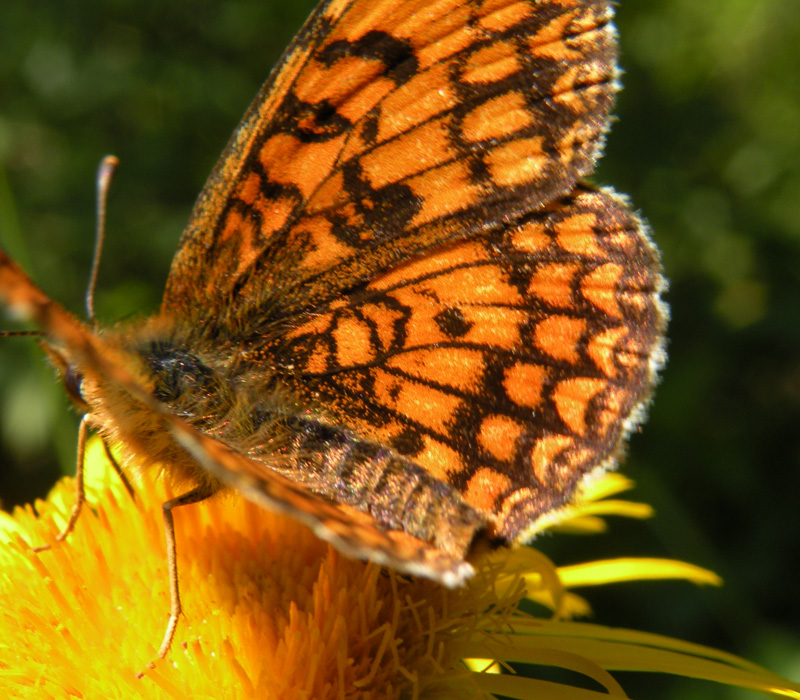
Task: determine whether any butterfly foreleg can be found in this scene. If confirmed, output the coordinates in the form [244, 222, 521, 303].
[32, 415, 91, 553]
[31, 418, 136, 554]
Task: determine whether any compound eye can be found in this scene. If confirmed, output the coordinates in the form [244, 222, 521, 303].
[64, 365, 88, 410]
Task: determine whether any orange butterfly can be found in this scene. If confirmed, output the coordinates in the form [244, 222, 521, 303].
[0, 0, 665, 661]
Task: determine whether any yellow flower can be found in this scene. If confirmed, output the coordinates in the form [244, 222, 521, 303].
[1, 442, 798, 699]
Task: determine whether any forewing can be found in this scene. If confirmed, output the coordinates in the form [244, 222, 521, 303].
[162, 0, 619, 319]
[276, 187, 666, 541]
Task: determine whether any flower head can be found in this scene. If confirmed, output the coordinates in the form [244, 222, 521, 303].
[1, 442, 798, 699]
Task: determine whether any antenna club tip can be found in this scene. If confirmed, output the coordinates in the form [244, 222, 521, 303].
[98, 155, 119, 180]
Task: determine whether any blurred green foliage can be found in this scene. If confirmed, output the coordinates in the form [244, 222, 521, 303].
[1, 1, 798, 697]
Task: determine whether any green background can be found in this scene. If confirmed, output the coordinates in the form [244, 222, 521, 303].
[1, 1, 798, 697]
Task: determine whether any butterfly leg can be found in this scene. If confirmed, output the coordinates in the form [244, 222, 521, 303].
[100, 436, 135, 500]
[156, 484, 216, 660]
[32, 415, 91, 553]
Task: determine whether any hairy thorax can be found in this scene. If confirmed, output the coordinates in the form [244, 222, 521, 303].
[71, 317, 277, 491]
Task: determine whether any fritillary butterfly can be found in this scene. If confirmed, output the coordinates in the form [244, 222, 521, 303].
[0, 0, 666, 660]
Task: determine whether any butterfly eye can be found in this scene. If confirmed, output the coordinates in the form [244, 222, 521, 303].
[63, 365, 88, 411]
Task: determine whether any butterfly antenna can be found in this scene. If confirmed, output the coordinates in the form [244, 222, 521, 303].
[0, 330, 44, 338]
[86, 155, 119, 324]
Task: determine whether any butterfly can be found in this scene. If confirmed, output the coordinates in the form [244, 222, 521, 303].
[0, 0, 665, 661]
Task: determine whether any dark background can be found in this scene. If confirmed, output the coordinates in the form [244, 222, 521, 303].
[1, 2, 798, 697]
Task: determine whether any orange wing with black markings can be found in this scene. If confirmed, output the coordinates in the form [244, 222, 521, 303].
[280, 186, 665, 541]
[163, 0, 620, 319]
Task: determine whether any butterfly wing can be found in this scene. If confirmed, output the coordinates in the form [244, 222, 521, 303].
[157, 0, 665, 544]
[277, 186, 666, 540]
[169, 420, 476, 584]
[162, 0, 619, 321]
